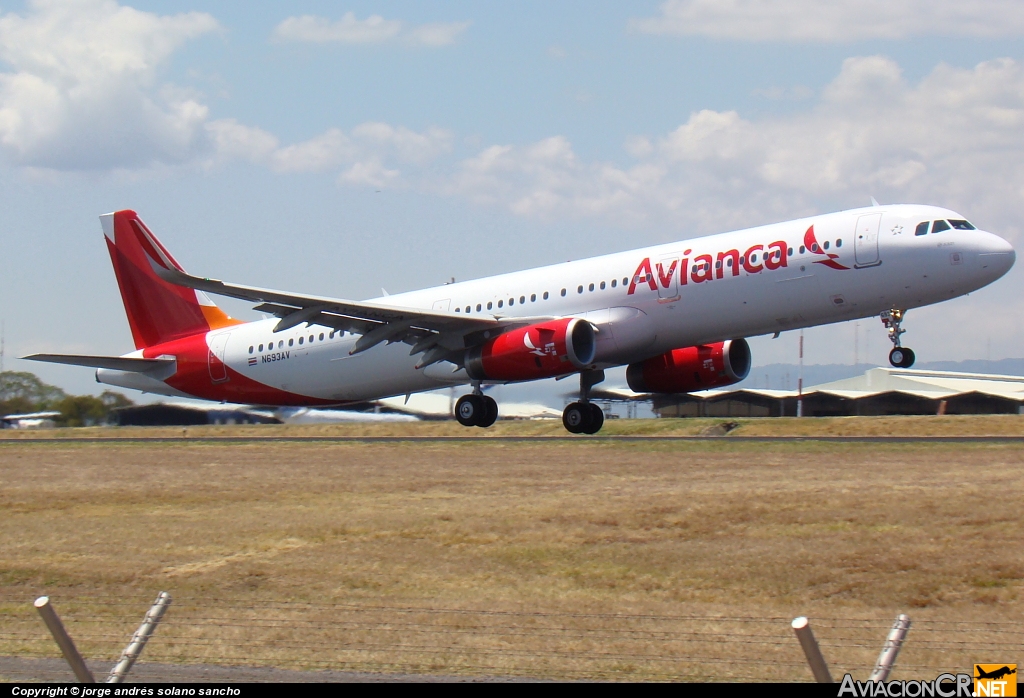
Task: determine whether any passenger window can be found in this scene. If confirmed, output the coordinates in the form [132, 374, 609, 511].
[915, 222, 929, 236]
[799, 246, 805, 254]
[600, 281, 606, 289]
[520, 296, 526, 304]
[466, 306, 471, 313]
[836, 239, 842, 247]
[588, 283, 595, 291]
[788, 247, 793, 256]
[309, 335, 314, 343]
[561, 289, 566, 297]
[298, 337, 303, 345]
[578, 285, 584, 294]
[288, 339, 294, 347]
[932, 220, 950, 233]
[949, 219, 976, 230]
[477, 304, 482, 312]
[622, 277, 628, 286]
[487, 302, 493, 310]
[278, 341, 284, 349]
[249, 346, 254, 354]
[455, 307, 460, 312]
[319, 333, 324, 341]
[530, 294, 536, 302]
[611, 279, 617, 288]
[259, 344, 264, 352]
[823, 241, 830, 250]
[498, 300, 503, 308]
[543, 292, 549, 300]
[508, 298, 514, 306]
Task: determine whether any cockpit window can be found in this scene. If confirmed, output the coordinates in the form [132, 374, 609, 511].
[932, 220, 951, 233]
[915, 221, 929, 236]
[949, 219, 976, 230]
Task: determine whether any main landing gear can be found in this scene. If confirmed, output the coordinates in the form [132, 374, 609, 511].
[563, 370, 606, 435]
[881, 309, 916, 368]
[455, 383, 498, 428]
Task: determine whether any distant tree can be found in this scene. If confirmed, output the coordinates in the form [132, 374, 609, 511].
[0, 371, 68, 416]
[55, 395, 108, 427]
[100, 391, 134, 410]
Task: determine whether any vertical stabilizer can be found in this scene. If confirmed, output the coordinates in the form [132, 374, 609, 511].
[102, 210, 239, 349]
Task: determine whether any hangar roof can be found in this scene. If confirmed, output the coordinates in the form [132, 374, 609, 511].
[700, 367, 1024, 403]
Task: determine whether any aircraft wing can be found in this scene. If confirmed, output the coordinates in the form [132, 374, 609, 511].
[23, 354, 175, 372]
[146, 250, 552, 367]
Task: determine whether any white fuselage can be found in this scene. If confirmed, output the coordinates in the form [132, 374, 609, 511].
[99, 204, 1015, 403]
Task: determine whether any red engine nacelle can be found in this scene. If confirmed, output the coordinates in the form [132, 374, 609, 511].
[626, 339, 751, 393]
[465, 318, 597, 381]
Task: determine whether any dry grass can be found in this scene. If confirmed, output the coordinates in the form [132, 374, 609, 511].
[3, 414, 1024, 439]
[0, 433, 1021, 680]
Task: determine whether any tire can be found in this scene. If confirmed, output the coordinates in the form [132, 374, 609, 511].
[455, 394, 483, 427]
[562, 402, 589, 434]
[889, 347, 917, 368]
[477, 396, 498, 428]
[889, 348, 905, 368]
[582, 403, 604, 434]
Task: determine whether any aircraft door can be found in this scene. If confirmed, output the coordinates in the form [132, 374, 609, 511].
[854, 213, 882, 267]
[208, 332, 230, 384]
[432, 299, 451, 312]
[657, 254, 681, 301]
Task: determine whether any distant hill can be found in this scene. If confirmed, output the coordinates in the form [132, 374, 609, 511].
[735, 359, 1024, 391]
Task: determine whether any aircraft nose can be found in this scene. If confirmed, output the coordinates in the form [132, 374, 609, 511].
[976, 232, 1015, 279]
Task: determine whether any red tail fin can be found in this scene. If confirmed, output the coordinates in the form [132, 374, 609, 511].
[102, 210, 240, 349]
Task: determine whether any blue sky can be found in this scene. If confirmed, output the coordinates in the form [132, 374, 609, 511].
[2, 0, 1024, 396]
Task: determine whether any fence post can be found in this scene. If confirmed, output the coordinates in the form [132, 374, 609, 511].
[34, 596, 96, 683]
[106, 591, 172, 683]
[792, 616, 834, 683]
[869, 614, 911, 682]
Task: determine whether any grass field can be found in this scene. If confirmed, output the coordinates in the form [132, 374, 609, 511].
[1, 419, 1021, 681]
[5, 413, 1024, 439]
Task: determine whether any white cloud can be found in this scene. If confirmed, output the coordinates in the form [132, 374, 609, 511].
[272, 13, 469, 47]
[270, 122, 453, 187]
[0, 0, 222, 170]
[407, 21, 472, 48]
[631, 0, 1024, 41]
[435, 56, 1024, 239]
[205, 118, 279, 164]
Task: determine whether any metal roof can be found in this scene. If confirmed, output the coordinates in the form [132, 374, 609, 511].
[697, 367, 1024, 403]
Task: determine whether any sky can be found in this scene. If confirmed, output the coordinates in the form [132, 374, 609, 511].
[2, 0, 1024, 397]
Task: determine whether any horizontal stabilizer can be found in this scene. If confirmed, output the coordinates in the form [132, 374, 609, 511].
[22, 354, 175, 373]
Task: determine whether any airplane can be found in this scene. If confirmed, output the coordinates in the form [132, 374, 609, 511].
[25, 205, 1015, 434]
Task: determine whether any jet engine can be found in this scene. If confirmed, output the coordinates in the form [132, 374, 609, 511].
[626, 339, 751, 393]
[465, 318, 596, 381]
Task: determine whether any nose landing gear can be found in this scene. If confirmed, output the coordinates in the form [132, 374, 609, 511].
[455, 382, 498, 428]
[563, 369, 606, 435]
[881, 309, 916, 368]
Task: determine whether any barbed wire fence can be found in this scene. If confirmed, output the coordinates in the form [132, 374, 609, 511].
[0, 593, 1020, 682]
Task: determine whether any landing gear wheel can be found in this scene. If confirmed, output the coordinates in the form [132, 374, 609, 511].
[889, 347, 916, 368]
[455, 394, 484, 427]
[477, 396, 498, 428]
[583, 403, 604, 435]
[562, 402, 589, 434]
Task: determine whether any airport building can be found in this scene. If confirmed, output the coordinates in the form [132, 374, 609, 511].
[651, 367, 1024, 418]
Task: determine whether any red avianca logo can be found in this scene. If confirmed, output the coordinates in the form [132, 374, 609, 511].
[627, 224, 848, 295]
[804, 225, 849, 270]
